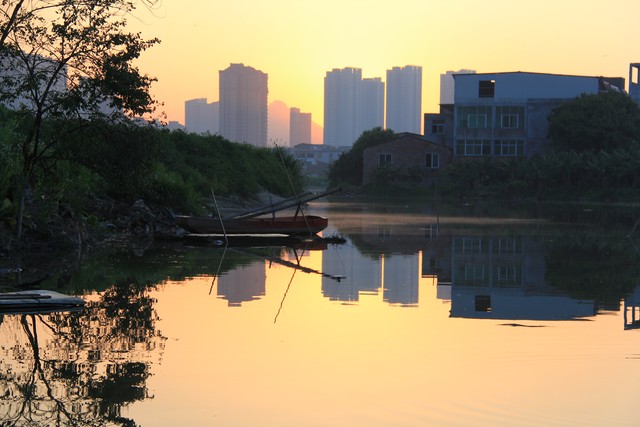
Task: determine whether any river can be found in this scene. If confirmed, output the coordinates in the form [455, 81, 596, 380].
[1, 198, 639, 426]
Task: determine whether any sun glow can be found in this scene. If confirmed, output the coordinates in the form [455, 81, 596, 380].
[127, 0, 639, 128]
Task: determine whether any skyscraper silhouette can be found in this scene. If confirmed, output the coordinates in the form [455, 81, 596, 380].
[324, 68, 384, 147]
[290, 107, 311, 146]
[185, 98, 219, 135]
[386, 66, 422, 134]
[219, 63, 268, 146]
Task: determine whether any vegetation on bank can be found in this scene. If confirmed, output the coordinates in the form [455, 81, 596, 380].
[0, 108, 304, 231]
[328, 91, 640, 202]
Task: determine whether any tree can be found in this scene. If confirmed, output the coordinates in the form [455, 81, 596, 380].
[0, 0, 160, 46]
[548, 90, 640, 153]
[328, 127, 397, 187]
[0, 0, 159, 239]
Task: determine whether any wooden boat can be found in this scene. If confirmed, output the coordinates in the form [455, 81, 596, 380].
[175, 214, 328, 236]
[0, 290, 85, 314]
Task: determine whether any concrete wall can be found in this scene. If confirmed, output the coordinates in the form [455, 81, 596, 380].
[454, 72, 603, 102]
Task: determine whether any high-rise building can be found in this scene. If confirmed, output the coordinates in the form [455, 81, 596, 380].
[440, 69, 476, 106]
[386, 65, 422, 134]
[185, 98, 219, 135]
[630, 63, 640, 105]
[324, 67, 361, 146]
[290, 107, 311, 146]
[219, 63, 268, 146]
[324, 68, 384, 146]
[357, 77, 385, 134]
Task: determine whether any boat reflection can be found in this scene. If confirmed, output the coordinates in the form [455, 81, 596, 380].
[195, 213, 640, 325]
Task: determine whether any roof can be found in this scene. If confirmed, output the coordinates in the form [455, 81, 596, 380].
[452, 70, 623, 81]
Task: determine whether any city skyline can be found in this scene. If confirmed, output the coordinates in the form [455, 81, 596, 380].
[125, 0, 639, 128]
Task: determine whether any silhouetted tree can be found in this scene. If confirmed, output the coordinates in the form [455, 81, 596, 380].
[0, 0, 159, 239]
[328, 127, 397, 187]
[548, 91, 640, 153]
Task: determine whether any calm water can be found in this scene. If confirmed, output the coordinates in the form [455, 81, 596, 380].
[1, 199, 640, 426]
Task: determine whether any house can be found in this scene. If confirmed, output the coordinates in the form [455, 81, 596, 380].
[451, 71, 625, 159]
[288, 143, 349, 177]
[362, 133, 452, 186]
[424, 104, 454, 148]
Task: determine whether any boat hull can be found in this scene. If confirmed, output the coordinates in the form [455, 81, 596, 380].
[0, 290, 85, 314]
[175, 215, 328, 236]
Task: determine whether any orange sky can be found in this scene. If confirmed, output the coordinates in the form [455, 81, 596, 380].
[127, 0, 640, 127]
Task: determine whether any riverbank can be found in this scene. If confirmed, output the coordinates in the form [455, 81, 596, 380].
[0, 191, 308, 289]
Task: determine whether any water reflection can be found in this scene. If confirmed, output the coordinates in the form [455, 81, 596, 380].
[1, 201, 640, 426]
[0, 281, 164, 426]
[199, 202, 640, 324]
[317, 201, 640, 325]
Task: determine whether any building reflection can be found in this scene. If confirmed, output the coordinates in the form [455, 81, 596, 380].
[322, 245, 381, 302]
[624, 287, 640, 330]
[331, 218, 631, 321]
[442, 235, 597, 320]
[323, 219, 431, 305]
[217, 260, 266, 306]
[383, 254, 419, 306]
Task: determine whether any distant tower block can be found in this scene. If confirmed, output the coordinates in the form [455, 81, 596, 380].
[290, 107, 311, 146]
[630, 63, 640, 105]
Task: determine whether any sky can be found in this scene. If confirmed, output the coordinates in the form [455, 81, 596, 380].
[127, 0, 640, 128]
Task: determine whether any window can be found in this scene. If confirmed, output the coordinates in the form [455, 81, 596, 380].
[455, 139, 491, 157]
[456, 106, 492, 129]
[500, 114, 519, 128]
[494, 140, 524, 157]
[475, 295, 492, 312]
[377, 227, 391, 237]
[468, 114, 487, 129]
[431, 120, 445, 134]
[458, 237, 485, 254]
[479, 80, 495, 97]
[378, 153, 392, 166]
[426, 153, 440, 169]
[495, 265, 520, 287]
[461, 264, 486, 285]
[496, 106, 525, 129]
[495, 237, 520, 255]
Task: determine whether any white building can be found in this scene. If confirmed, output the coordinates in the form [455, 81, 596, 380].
[185, 98, 219, 135]
[385, 65, 422, 134]
[219, 63, 268, 146]
[357, 77, 385, 134]
[324, 68, 386, 147]
[324, 67, 362, 147]
[630, 63, 640, 105]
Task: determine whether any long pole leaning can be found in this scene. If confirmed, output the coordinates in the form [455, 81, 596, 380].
[276, 147, 312, 237]
[211, 188, 228, 245]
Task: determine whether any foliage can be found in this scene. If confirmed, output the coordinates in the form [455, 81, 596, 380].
[439, 146, 640, 201]
[0, 0, 160, 240]
[328, 127, 397, 187]
[369, 164, 424, 190]
[149, 130, 304, 212]
[544, 237, 640, 303]
[0, 112, 306, 237]
[0, 106, 20, 220]
[548, 90, 640, 152]
[0, 0, 159, 181]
